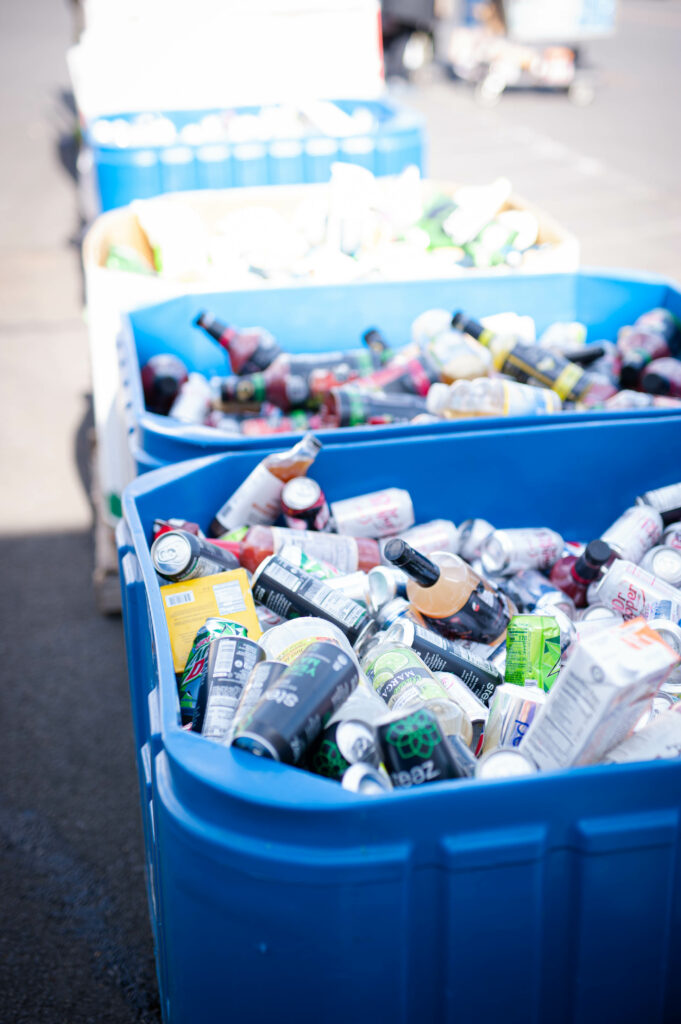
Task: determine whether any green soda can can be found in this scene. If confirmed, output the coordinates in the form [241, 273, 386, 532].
[178, 618, 249, 723]
[505, 614, 561, 692]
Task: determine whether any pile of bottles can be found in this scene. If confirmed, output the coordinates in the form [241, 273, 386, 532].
[106, 173, 547, 283]
[141, 304, 681, 438]
[148, 435, 681, 794]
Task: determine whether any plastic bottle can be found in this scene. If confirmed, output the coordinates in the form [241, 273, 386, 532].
[209, 433, 321, 536]
[194, 311, 282, 375]
[549, 539, 613, 608]
[212, 523, 381, 574]
[424, 328, 493, 383]
[427, 377, 561, 418]
[452, 312, 617, 407]
[384, 539, 511, 644]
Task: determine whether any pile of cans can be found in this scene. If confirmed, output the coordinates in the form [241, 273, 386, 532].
[141, 303, 681, 439]
[147, 434, 681, 795]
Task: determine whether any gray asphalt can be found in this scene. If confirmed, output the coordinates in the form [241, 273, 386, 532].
[1, 1, 680, 1022]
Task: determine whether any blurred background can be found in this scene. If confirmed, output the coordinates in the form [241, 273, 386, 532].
[1, 1, 680, 1021]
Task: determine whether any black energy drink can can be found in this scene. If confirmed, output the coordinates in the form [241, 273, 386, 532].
[230, 660, 287, 738]
[376, 708, 460, 789]
[232, 641, 359, 764]
[251, 554, 374, 647]
[386, 619, 502, 705]
[192, 636, 264, 740]
[179, 618, 249, 724]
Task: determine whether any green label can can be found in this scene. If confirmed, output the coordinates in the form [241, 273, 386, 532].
[505, 615, 561, 691]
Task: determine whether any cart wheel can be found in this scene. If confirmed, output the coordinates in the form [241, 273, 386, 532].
[475, 73, 505, 107]
[568, 77, 596, 107]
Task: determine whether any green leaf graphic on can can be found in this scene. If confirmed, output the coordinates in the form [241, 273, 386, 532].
[384, 710, 440, 760]
[310, 739, 348, 780]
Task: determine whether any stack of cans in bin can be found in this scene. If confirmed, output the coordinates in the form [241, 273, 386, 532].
[141, 302, 681, 441]
[149, 435, 681, 795]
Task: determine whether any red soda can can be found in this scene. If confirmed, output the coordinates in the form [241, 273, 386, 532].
[152, 518, 203, 540]
[281, 478, 331, 532]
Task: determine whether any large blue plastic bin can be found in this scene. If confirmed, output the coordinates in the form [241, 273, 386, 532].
[87, 100, 425, 212]
[118, 416, 681, 1024]
[120, 268, 681, 473]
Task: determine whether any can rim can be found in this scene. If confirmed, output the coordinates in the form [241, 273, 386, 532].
[151, 530, 192, 576]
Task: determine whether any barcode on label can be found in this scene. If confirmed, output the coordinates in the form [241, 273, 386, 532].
[214, 640, 236, 675]
[165, 591, 195, 608]
[267, 561, 302, 592]
[213, 581, 247, 616]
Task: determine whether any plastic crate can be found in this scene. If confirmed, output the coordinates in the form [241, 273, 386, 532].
[120, 268, 681, 469]
[118, 416, 681, 1024]
[86, 100, 424, 213]
[83, 180, 579, 525]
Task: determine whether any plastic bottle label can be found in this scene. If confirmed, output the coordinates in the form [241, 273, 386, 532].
[422, 582, 509, 644]
[271, 528, 359, 573]
[502, 383, 561, 416]
[215, 463, 285, 531]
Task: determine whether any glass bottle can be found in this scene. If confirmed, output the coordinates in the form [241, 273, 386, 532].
[384, 539, 511, 644]
[194, 311, 281, 375]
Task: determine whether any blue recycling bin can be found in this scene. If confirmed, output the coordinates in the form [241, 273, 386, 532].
[87, 99, 426, 212]
[118, 268, 681, 475]
[118, 415, 681, 1024]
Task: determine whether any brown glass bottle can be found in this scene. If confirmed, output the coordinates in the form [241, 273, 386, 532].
[194, 311, 281, 375]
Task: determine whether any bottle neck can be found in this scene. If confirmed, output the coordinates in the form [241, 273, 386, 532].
[451, 312, 493, 348]
[384, 539, 440, 587]
[196, 312, 236, 350]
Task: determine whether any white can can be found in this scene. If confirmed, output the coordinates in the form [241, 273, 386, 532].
[601, 505, 663, 563]
[330, 488, 415, 539]
[587, 559, 681, 621]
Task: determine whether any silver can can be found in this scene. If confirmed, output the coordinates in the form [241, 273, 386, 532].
[341, 763, 393, 794]
[435, 672, 489, 751]
[601, 505, 663, 563]
[663, 524, 681, 552]
[648, 618, 681, 694]
[457, 518, 495, 563]
[326, 571, 371, 606]
[367, 565, 408, 613]
[636, 481, 681, 526]
[639, 545, 681, 587]
[480, 682, 547, 754]
[578, 603, 625, 623]
[480, 528, 564, 576]
[151, 529, 239, 582]
[475, 748, 538, 780]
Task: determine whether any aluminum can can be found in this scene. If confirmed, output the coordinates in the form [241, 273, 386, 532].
[521, 619, 681, 770]
[178, 618, 249, 724]
[256, 606, 284, 632]
[278, 544, 341, 581]
[281, 477, 331, 532]
[637, 481, 681, 525]
[480, 682, 547, 754]
[481, 528, 564, 576]
[648, 618, 681, 694]
[373, 597, 425, 631]
[307, 719, 380, 779]
[367, 565, 408, 611]
[229, 660, 287, 741]
[330, 488, 415, 539]
[604, 706, 681, 764]
[341, 763, 393, 794]
[233, 641, 359, 763]
[505, 615, 561, 692]
[392, 519, 459, 557]
[258, 617, 359, 666]
[151, 529, 239, 583]
[663, 524, 681, 552]
[501, 568, 576, 618]
[634, 690, 677, 732]
[639, 545, 681, 587]
[435, 672, 488, 752]
[475, 748, 538, 780]
[326, 571, 371, 606]
[587, 559, 681, 621]
[578, 603, 624, 623]
[377, 708, 461, 788]
[251, 554, 374, 647]
[193, 636, 264, 740]
[601, 505, 663, 562]
[386, 619, 502, 705]
[457, 518, 495, 563]
[446, 734, 479, 777]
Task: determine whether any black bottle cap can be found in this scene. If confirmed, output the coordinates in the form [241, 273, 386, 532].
[362, 327, 389, 352]
[576, 539, 613, 580]
[383, 539, 440, 587]
[618, 359, 643, 390]
[562, 345, 607, 367]
[451, 311, 484, 340]
[195, 311, 228, 342]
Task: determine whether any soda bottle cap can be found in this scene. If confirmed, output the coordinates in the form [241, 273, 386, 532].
[383, 539, 440, 587]
[584, 539, 614, 566]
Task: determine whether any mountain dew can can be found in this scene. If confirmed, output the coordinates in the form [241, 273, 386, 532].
[178, 618, 249, 723]
[505, 615, 561, 692]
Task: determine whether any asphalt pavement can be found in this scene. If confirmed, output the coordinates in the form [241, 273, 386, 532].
[1, 2, 680, 1022]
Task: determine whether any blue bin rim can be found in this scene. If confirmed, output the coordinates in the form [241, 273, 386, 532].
[120, 417, 681, 826]
[121, 266, 681, 450]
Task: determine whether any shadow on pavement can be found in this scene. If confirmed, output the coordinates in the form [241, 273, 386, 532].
[0, 528, 161, 1024]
